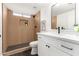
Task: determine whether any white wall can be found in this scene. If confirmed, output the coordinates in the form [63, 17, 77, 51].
[40, 5, 51, 31]
[76, 3, 79, 24]
[57, 10, 75, 30]
[0, 3, 2, 55]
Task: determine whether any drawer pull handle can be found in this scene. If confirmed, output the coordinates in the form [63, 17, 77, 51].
[61, 45, 73, 50]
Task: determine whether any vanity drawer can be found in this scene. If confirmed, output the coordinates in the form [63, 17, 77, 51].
[57, 39, 79, 56]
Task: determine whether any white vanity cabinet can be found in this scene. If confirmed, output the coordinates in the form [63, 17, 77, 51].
[38, 37, 50, 56]
[38, 35, 70, 56]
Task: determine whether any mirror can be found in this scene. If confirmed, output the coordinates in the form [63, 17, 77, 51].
[51, 3, 76, 30]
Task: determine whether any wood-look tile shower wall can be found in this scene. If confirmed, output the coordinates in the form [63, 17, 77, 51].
[8, 15, 35, 46]
[3, 7, 35, 48]
[3, 5, 9, 52]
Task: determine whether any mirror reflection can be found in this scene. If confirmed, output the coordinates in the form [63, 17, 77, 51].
[51, 3, 76, 30]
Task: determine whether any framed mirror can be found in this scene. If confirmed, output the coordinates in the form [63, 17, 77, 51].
[51, 3, 76, 30]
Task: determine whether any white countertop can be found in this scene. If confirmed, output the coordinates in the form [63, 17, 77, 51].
[37, 30, 79, 43]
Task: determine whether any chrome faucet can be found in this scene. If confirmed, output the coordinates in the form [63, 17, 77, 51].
[58, 27, 60, 34]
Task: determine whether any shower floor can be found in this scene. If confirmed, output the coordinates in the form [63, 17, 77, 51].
[10, 49, 38, 56]
[6, 43, 29, 52]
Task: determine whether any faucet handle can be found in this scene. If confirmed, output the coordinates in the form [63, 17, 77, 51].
[58, 27, 60, 34]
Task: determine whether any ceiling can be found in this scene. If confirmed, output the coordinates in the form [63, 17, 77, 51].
[52, 3, 75, 16]
[4, 3, 75, 16]
[4, 3, 50, 16]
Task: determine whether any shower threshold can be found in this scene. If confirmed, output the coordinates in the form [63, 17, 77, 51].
[6, 42, 30, 52]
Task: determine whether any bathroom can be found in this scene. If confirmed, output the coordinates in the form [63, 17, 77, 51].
[2, 3, 79, 56]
